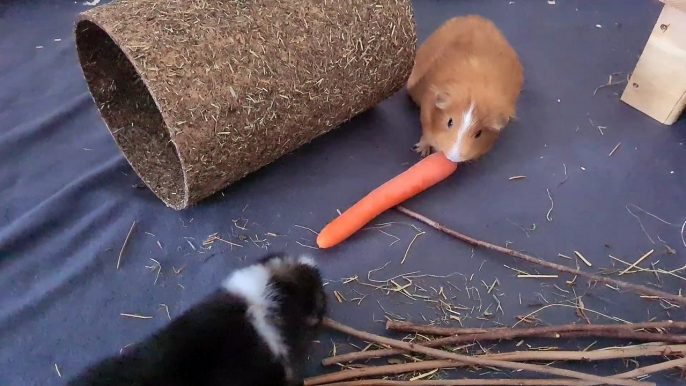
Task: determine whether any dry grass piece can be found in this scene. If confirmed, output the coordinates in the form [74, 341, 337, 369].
[120, 313, 153, 319]
[518, 274, 558, 279]
[609, 142, 622, 156]
[619, 250, 654, 276]
[116, 221, 137, 270]
[74, 0, 417, 210]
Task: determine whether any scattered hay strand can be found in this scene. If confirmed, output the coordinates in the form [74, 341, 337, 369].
[573, 251, 592, 267]
[593, 72, 628, 96]
[116, 221, 137, 270]
[517, 274, 558, 279]
[546, 189, 554, 222]
[401, 230, 425, 264]
[619, 250, 655, 276]
[145, 258, 162, 284]
[509, 176, 526, 180]
[295, 224, 320, 235]
[120, 313, 153, 319]
[317, 318, 649, 386]
[54, 364, 61, 378]
[159, 304, 171, 320]
[203, 233, 243, 249]
[609, 142, 622, 156]
[625, 204, 674, 245]
[394, 206, 686, 307]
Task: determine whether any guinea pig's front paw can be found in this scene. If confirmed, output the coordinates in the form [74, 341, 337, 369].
[413, 139, 432, 157]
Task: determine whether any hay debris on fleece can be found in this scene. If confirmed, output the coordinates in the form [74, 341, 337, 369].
[74, 0, 417, 210]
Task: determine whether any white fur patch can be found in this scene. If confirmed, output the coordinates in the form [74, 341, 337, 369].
[297, 254, 317, 267]
[446, 101, 475, 162]
[221, 264, 288, 360]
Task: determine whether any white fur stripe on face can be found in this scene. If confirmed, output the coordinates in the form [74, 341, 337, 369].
[446, 101, 475, 162]
[221, 264, 288, 360]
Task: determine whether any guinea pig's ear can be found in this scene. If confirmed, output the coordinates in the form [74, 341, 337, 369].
[487, 105, 516, 131]
[435, 90, 451, 110]
[487, 114, 510, 132]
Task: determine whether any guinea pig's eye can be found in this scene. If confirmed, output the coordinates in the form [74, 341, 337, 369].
[474, 129, 483, 139]
[447, 118, 453, 128]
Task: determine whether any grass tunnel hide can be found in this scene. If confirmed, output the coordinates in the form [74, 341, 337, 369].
[74, 0, 416, 210]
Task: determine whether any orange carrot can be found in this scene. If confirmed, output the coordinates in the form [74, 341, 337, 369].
[317, 152, 458, 249]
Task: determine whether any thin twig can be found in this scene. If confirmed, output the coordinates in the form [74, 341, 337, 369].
[318, 318, 650, 386]
[394, 206, 686, 307]
[117, 221, 137, 270]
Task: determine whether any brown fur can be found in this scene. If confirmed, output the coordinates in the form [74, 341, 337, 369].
[407, 15, 524, 163]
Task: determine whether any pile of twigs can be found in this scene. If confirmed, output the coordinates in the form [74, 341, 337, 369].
[305, 318, 686, 386]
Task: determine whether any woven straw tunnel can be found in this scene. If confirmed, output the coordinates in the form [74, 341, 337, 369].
[74, 0, 416, 210]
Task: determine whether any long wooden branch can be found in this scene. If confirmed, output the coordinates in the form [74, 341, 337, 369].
[313, 379, 594, 386]
[322, 321, 686, 365]
[386, 321, 686, 337]
[314, 318, 652, 386]
[316, 345, 686, 383]
[394, 206, 686, 307]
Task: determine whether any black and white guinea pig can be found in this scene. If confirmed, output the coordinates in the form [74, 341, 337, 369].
[64, 252, 327, 386]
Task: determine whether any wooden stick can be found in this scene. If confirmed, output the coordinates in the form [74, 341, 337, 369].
[317, 345, 686, 383]
[305, 360, 457, 385]
[314, 380, 596, 386]
[551, 330, 686, 343]
[318, 318, 652, 386]
[323, 322, 686, 365]
[487, 343, 686, 362]
[387, 320, 686, 337]
[394, 206, 686, 307]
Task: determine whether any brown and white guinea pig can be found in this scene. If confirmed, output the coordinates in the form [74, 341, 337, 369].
[64, 252, 327, 386]
[407, 15, 524, 163]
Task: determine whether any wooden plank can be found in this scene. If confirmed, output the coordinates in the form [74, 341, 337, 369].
[661, 0, 686, 14]
[621, 4, 686, 125]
